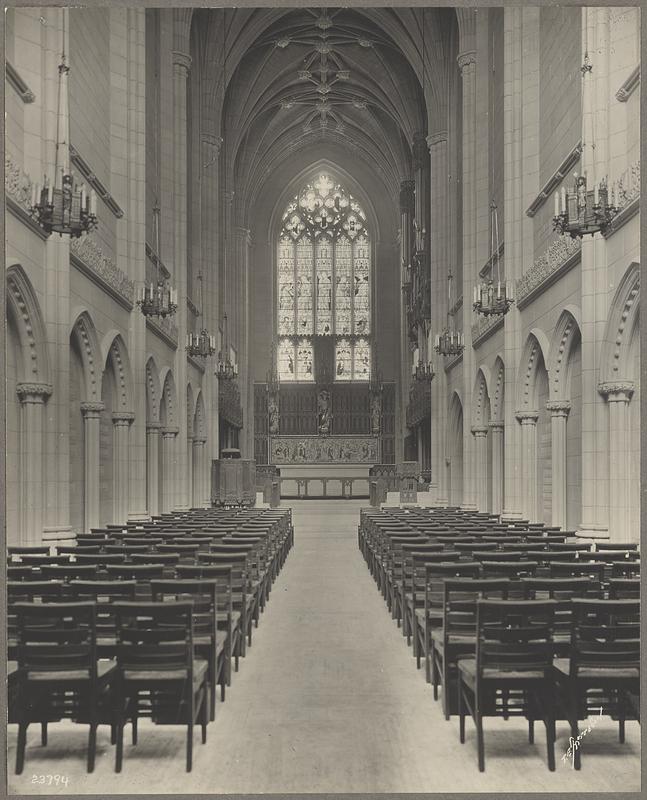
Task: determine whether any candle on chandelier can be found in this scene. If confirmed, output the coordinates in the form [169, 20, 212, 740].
[561, 187, 566, 214]
[594, 183, 599, 206]
[554, 191, 559, 217]
[90, 190, 97, 216]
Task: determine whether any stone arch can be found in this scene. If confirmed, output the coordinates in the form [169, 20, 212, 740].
[70, 309, 102, 402]
[193, 390, 207, 440]
[548, 306, 582, 401]
[472, 366, 492, 427]
[491, 355, 505, 421]
[187, 383, 196, 434]
[516, 329, 551, 411]
[145, 356, 162, 424]
[159, 368, 178, 427]
[101, 331, 134, 413]
[448, 391, 464, 507]
[6, 264, 50, 386]
[599, 262, 640, 385]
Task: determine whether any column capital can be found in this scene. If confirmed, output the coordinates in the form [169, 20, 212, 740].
[193, 437, 207, 446]
[146, 421, 162, 432]
[488, 420, 504, 431]
[161, 426, 180, 438]
[80, 400, 105, 417]
[172, 50, 192, 73]
[427, 131, 448, 151]
[457, 51, 477, 76]
[515, 410, 539, 424]
[471, 425, 489, 437]
[16, 382, 53, 403]
[546, 400, 571, 417]
[112, 411, 135, 425]
[201, 131, 223, 156]
[598, 381, 635, 402]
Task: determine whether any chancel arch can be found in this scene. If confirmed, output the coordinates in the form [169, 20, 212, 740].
[472, 368, 491, 512]
[448, 391, 464, 508]
[159, 369, 179, 513]
[489, 356, 505, 516]
[145, 357, 162, 517]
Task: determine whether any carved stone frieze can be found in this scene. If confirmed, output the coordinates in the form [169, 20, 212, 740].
[70, 236, 134, 306]
[516, 236, 581, 305]
[5, 154, 34, 211]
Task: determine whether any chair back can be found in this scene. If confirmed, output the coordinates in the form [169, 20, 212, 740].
[568, 599, 640, 676]
[475, 599, 556, 675]
[14, 601, 98, 681]
[151, 580, 218, 644]
[549, 561, 606, 581]
[41, 564, 99, 582]
[610, 561, 640, 579]
[442, 579, 510, 642]
[113, 601, 195, 683]
[481, 561, 538, 578]
[607, 578, 640, 599]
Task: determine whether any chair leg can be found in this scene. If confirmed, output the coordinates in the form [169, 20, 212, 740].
[186, 722, 193, 773]
[16, 721, 28, 775]
[528, 719, 534, 744]
[442, 661, 451, 720]
[476, 711, 485, 772]
[201, 693, 208, 744]
[110, 725, 116, 745]
[41, 721, 48, 746]
[458, 679, 466, 744]
[87, 723, 97, 773]
[619, 717, 625, 744]
[132, 712, 138, 745]
[546, 714, 556, 771]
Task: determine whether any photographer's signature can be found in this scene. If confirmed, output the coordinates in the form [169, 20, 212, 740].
[562, 706, 603, 767]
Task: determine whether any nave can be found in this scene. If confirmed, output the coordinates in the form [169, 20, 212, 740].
[8, 502, 639, 795]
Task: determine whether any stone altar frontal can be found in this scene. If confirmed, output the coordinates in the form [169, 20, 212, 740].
[270, 436, 379, 464]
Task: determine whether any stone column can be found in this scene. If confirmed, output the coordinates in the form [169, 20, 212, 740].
[187, 433, 194, 508]
[171, 48, 191, 510]
[146, 422, 161, 518]
[161, 426, 179, 514]
[598, 382, 634, 541]
[471, 426, 489, 512]
[16, 383, 52, 545]
[546, 401, 571, 530]
[428, 131, 449, 506]
[193, 437, 207, 507]
[398, 180, 415, 464]
[516, 411, 539, 522]
[489, 421, 505, 516]
[457, 16, 478, 512]
[80, 401, 105, 532]
[112, 412, 135, 524]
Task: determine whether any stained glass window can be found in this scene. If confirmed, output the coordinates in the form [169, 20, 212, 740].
[276, 174, 372, 382]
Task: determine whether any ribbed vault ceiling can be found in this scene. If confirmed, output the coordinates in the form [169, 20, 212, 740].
[198, 6, 456, 218]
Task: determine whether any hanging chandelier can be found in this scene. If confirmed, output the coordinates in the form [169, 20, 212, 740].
[216, 314, 239, 381]
[552, 53, 619, 239]
[186, 272, 216, 358]
[414, 361, 435, 382]
[473, 202, 514, 317]
[434, 267, 464, 357]
[30, 11, 97, 238]
[138, 205, 178, 318]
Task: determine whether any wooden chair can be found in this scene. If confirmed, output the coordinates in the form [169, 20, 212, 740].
[112, 601, 209, 773]
[8, 546, 50, 559]
[431, 579, 510, 719]
[607, 578, 640, 599]
[610, 561, 640, 578]
[151, 579, 228, 720]
[41, 564, 99, 582]
[68, 581, 138, 658]
[480, 561, 539, 579]
[549, 561, 606, 581]
[457, 599, 557, 772]
[13, 601, 117, 774]
[552, 599, 640, 769]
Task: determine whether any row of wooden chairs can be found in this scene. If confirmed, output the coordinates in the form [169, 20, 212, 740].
[358, 508, 640, 771]
[8, 507, 294, 774]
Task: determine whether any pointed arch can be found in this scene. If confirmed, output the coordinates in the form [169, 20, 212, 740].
[472, 366, 492, 427]
[160, 369, 178, 427]
[599, 262, 640, 385]
[194, 390, 207, 440]
[6, 264, 50, 386]
[516, 329, 551, 411]
[101, 331, 134, 412]
[70, 309, 103, 402]
[187, 383, 195, 434]
[548, 307, 582, 401]
[491, 356, 505, 422]
[145, 356, 162, 424]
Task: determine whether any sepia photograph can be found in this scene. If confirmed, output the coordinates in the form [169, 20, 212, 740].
[3, 1, 642, 796]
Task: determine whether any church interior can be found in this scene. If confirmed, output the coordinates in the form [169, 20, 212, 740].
[4, 4, 641, 793]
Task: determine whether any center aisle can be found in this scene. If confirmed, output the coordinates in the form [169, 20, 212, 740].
[10, 501, 639, 794]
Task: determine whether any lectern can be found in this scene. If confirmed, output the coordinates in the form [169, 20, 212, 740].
[211, 449, 256, 506]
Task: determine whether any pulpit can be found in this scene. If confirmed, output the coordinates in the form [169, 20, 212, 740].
[211, 449, 256, 506]
[399, 461, 419, 504]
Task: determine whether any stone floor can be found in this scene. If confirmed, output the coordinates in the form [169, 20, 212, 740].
[7, 501, 641, 794]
